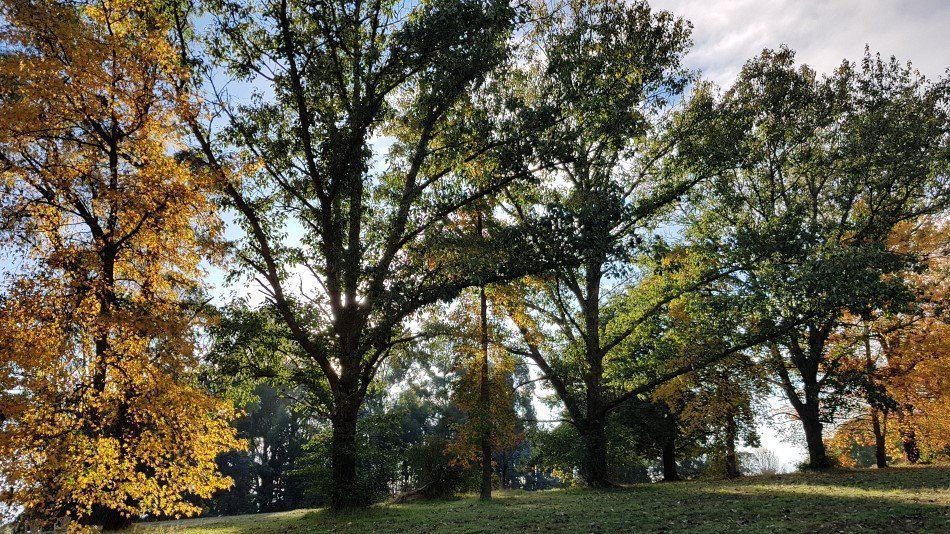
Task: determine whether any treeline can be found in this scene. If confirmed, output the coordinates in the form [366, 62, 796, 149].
[0, 0, 947, 530]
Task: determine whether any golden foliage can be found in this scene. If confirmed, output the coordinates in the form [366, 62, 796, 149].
[446, 289, 522, 466]
[830, 218, 950, 464]
[0, 0, 241, 524]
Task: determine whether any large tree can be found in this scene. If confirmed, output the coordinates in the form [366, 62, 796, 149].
[690, 48, 949, 469]
[498, 0, 782, 487]
[0, 0, 241, 528]
[173, 0, 556, 508]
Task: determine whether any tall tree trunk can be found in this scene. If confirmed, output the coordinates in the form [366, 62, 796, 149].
[865, 328, 887, 469]
[579, 417, 611, 487]
[500, 453, 511, 489]
[871, 408, 887, 468]
[330, 395, 361, 509]
[477, 212, 492, 501]
[662, 434, 680, 481]
[724, 411, 740, 478]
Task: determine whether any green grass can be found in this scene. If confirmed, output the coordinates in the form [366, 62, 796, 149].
[133, 466, 950, 533]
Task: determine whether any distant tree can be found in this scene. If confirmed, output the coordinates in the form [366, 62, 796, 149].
[688, 47, 949, 469]
[0, 0, 241, 527]
[208, 384, 314, 515]
[748, 448, 781, 475]
[614, 275, 768, 481]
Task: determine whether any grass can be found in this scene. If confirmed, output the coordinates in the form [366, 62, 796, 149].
[133, 466, 950, 533]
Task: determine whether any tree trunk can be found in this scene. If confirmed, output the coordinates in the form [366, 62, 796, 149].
[662, 434, 680, 482]
[865, 329, 887, 469]
[871, 408, 887, 469]
[579, 418, 611, 487]
[330, 400, 361, 509]
[477, 211, 492, 501]
[799, 404, 831, 469]
[724, 411, 740, 478]
[901, 429, 920, 464]
[87, 505, 131, 531]
[500, 454, 511, 489]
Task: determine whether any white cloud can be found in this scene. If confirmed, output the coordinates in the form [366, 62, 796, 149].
[652, 0, 950, 87]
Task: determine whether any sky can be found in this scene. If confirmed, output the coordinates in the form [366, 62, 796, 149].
[652, 0, 950, 88]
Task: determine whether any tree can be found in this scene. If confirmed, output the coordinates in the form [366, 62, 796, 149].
[497, 0, 721, 488]
[829, 219, 950, 467]
[172, 0, 558, 508]
[614, 268, 768, 481]
[689, 47, 949, 469]
[443, 285, 521, 500]
[0, 0, 241, 527]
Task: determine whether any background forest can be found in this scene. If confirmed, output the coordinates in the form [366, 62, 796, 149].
[0, 0, 947, 530]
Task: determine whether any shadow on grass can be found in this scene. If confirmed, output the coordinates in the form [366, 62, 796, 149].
[134, 467, 950, 533]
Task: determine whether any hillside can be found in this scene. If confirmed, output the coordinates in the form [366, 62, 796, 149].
[133, 466, 950, 533]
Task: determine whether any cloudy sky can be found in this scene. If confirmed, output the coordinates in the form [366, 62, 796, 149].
[652, 0, 950, 88]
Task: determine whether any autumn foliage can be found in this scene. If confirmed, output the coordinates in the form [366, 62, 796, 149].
[829, 219, 950, 466]
[0, 0, 241, 526]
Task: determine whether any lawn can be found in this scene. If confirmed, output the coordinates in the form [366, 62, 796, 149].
[133, 466, 950, 533]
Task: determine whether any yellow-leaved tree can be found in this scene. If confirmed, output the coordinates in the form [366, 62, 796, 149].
[0, 0, 242, 528]
[828, 218, 949, 467]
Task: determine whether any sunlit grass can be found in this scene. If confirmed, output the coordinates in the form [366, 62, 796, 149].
[133, 466, 950, 533]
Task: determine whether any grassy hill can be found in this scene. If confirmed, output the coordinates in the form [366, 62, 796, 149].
[133, 466, 950, 533]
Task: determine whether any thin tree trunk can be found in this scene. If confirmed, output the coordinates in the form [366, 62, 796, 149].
[477, 212, 492, 501]
[865, 327, 887, 469]
[500, 454, 511, 489]
[724, 411, 740, 478]
[871, 408, 887, 468]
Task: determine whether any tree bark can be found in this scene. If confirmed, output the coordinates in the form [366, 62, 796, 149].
[662, 434, 680, 482]
[579, 417, 611, 487]
[871, 408, 887, 468]
[724, 411, 740, 478]
[330, 398, 361, 509]
[798, 403, 831, 469]
[477, 212, 492, 501]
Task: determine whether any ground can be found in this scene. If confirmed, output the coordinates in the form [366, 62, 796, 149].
[133, 466, 950, 533]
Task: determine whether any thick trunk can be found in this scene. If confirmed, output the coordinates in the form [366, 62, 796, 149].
[330, 401, 361, 509]
[901, 429, 920, 464]
[579, 418, 611, 487]
[662, 435, 680, 482]
[871, 409, 887, 469]
[724, 411, 740, 478]
[799, 404, 831, 469]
